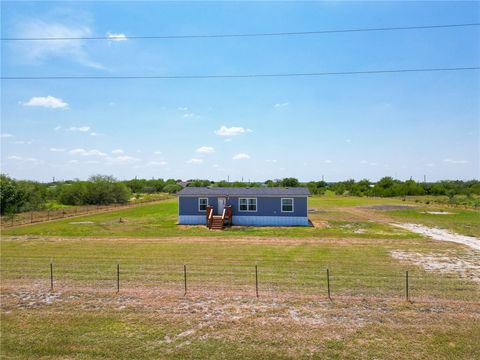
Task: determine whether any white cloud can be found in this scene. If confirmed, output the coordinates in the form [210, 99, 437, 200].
[323, 160, 333, 164]
[443, 158, 469, 164]
[106, 32, 127, 41]
[266, 159, 277, 163]
[145, 160, 168, 167]
[49, 148, 65, 152]
[107, 155, 139, 164]
[90, 132, 104, 137]
[7, 155, 40, 164]
[111, 149, 124, 155]
[0, 133, 14, 138]
[69, 148, 107, 157]
[187, 158, 204, 164]
[196, 146, 215, 154]
[360, 160, 377, 166]
[153, 151, 162, 155]
[54, 125, 62, 131]
[274, 102, 289, 108]
[22, 96, 69, 109]
[232, 153, 250, 160]
[345, 139, 351, 143]
[14, 140, 32, 145]
[214, 126, 252, 137]
[68, 126, 90, 132]
[15, 20, 103, 69]
[183, 113, 195, 118]
[178, 107, 188, 111]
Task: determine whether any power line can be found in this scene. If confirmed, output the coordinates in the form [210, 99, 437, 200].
[2, 23, 479, 41]
[1, 67, 479, 80]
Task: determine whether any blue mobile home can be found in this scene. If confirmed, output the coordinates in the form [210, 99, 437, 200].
[177, 187, 310, 227]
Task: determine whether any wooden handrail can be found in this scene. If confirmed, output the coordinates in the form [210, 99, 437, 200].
[206, 206, 214, 228]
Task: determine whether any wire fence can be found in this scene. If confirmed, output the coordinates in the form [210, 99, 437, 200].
[2, 261, 478, 303]
[0, 195, 172, 229]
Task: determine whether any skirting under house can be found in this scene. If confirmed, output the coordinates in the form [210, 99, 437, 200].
[179, 215, 309, 226]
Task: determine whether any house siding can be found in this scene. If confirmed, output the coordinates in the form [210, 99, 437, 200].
[227, 196, 307, 217]
[178, 196, 218, 216]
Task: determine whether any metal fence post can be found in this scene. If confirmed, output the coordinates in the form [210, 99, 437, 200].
[116, 264, 120, 293]
[50, 263, 54, 291]
[184, 265, 187, 296]
[255, 265, 259, 298]
[327, 268, 331, 301]
[406, 270, 409, 302]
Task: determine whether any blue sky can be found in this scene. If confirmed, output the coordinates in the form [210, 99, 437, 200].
[1, 1, 479, 182]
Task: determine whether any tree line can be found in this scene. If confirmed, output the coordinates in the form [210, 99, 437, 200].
[1, 174, 479, 215]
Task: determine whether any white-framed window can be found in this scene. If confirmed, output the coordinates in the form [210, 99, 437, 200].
[198, 198, 208, 212]
[239, 198, 257, 212]
[281, 198, 294, 212]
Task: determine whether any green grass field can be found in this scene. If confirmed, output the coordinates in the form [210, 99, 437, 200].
[3, 194, 479, 238]
[1, 195, 479, 359]
[0, 195, 418, 238]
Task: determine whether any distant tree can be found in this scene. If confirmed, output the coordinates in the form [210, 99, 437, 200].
[58, 182, 87, 205]
[281, 178, 300, 187]
[0, 174, 27, 215]
[84, 175, 131, 205]
[215, 180, 230, 187]
[13, 180, 47, 211]
[373, 177, 396, 197]
[187, 179, 212, 187]
[163, 183, 182, 193]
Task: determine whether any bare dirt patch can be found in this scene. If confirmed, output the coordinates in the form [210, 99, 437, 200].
[392, 223, 480, 250]
[359, 205, 416, 211]
[390, 250, 480, 284]
[423, 211, 454, 215]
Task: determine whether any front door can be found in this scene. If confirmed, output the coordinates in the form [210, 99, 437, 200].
[217, 197, 226, 214]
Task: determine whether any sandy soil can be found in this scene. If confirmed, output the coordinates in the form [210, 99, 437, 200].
[391, 223, 480, 251]
[423, 211, 454, 215]
[390, 250, 480, 284]
[359, 205, 416, 211]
